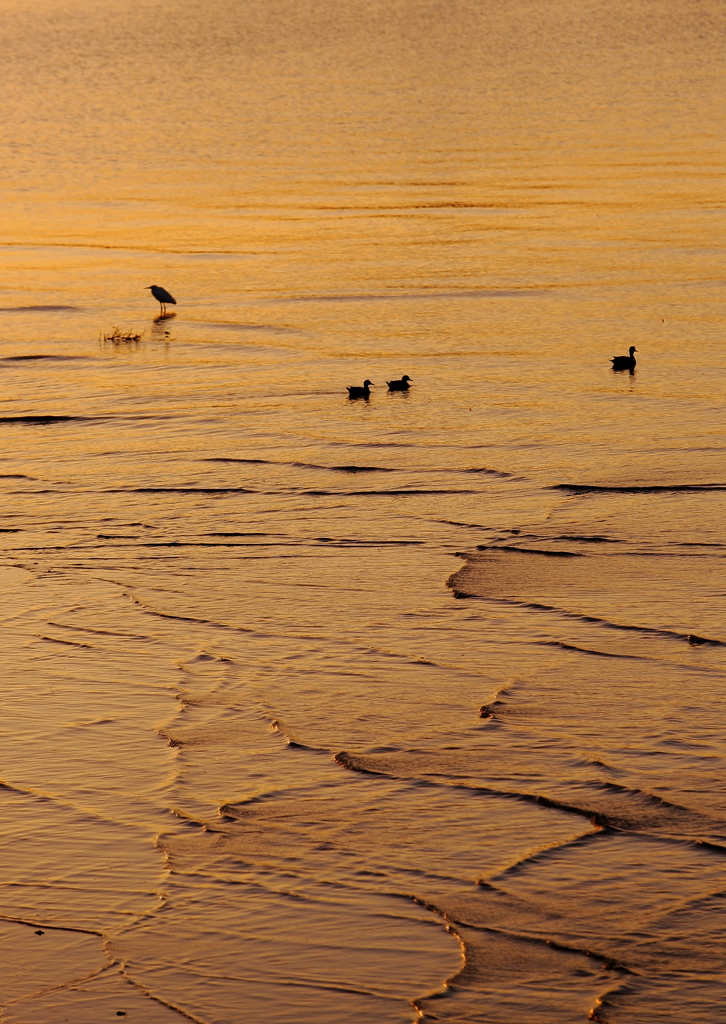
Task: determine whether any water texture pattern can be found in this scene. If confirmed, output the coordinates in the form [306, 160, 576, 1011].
[1, 1, 725, 1021]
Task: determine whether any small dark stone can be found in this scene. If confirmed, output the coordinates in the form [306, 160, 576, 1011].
[116, 1013, 126, 1018]
[35, 929, 44, 935]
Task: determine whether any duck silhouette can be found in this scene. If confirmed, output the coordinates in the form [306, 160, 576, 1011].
[611, 346, 637, 371]
[347, 379, 374, 399]
[386, 375, 412, 391]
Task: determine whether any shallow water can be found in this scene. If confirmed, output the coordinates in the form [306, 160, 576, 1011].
[1, 1, 725, 1020]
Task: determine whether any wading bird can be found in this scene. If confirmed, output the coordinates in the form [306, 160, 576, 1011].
[146, 285, 176, 316]
[346, 379, 374, 399]
[611, 346, 637, 371]
[386, 375, 412, 391]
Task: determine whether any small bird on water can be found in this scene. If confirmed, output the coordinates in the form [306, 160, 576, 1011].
[146, 285, 176, 316]
[386, 375, 412, 391]
[611, 346, 637, 371]
[347, 380, 374, 399]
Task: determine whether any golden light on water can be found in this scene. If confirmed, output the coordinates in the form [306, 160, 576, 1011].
[1, 1, 725, 1021]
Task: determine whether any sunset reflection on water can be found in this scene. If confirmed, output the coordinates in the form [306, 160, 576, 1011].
[1, 1, 725, 1021]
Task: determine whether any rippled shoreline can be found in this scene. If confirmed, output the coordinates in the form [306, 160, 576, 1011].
[3, 0, 726, 1019]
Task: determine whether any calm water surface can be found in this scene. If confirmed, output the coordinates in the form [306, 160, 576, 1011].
[1, 1, 725, 1021]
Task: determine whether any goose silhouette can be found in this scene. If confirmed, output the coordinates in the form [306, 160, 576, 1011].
[347, 380, 374, 399]
[611, 346, 637, 371]
[386, 375, 412, 391]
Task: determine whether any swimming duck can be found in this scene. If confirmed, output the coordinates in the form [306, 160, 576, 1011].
[347, 379, 374, 399]
[611, 346, 637, 371]
[386, 375, 412, 391]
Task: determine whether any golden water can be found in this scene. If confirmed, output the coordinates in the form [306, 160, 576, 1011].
[1, 1, 725, 1020]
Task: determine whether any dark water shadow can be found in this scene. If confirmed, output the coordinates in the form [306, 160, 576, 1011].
[0, 305, 82, 312]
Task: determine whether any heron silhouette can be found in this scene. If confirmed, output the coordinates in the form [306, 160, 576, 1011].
[146, 285, 176, 316]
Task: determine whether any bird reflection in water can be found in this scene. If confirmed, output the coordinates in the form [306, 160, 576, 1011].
[150, 316, 174, 344]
